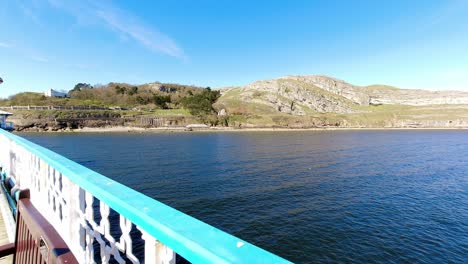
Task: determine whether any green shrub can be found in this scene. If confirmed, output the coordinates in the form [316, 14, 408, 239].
[181, 88, 221, 117]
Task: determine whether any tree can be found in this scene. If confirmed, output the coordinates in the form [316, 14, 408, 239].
[152, 95, 171, 109]
[70, 83, 92, 93]
[114, 86, 127, 95]
[136, 96, 149, 105]
[181, 88, 220, 116]
[128, 86, 138, 96]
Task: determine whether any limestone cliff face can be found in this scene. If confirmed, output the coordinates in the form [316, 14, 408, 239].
[365, 88, 468, 105]
[281, 75, 371, 105]
[283, 75, 468, 106]
[218, 77, 363, 116]
[217, 75, 468, 117]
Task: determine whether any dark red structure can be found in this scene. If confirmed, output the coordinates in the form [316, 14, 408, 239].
[0, 190, 78, 263]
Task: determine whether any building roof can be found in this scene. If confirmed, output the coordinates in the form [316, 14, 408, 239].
[0, 110, 13, 116]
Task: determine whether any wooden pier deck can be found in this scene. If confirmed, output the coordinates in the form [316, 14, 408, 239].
[0, 187, 14, 264]
[0, 213, 12, 263]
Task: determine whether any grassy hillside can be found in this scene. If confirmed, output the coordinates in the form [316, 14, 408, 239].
[0, 92, 96, 107]
[0, 82, 208, 108]
[1, 82, 222, 120]
[0, 81, 228, 129]
[212, 104, 468, 128]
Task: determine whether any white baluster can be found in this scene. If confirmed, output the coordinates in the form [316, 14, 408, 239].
[64, 178, 86, 263]
[139, 228, 175, 264]
[118, 216, 140, 263]
[84, 191, 96, 263]
[99, 201, 112, 263]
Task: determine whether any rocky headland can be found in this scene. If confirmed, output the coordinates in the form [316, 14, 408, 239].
[6, 75, 468, 131]
[213, 75, 468, 129]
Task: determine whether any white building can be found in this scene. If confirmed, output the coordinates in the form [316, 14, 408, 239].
[44, 89, 69, 98]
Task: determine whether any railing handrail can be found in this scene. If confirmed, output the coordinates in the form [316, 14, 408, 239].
[0, 129, 291, 263]
[0, 105, 112, 111]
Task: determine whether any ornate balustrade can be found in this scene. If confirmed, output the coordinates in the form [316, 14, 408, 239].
[0, 129, 291, 264]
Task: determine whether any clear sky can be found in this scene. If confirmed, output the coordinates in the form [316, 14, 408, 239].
[1, 0, 468, 97]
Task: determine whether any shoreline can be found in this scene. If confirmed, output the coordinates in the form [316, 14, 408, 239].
[14, 125, 468, 133]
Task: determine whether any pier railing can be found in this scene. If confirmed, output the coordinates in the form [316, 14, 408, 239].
[0, 105, 111, 111]
[0, 129, 291, 264]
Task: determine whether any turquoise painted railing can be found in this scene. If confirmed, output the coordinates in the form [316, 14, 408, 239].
[0, 129, 292, 264]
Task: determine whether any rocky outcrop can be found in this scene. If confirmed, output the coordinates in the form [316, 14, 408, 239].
[10, 118, 128, 132]
[217, 75, 468, 117]
[8, 112, 196, 132]
[220, 78, 363, 116]
[283, 75, 468, 106]
[281, 75, 371, 105]
[366, 88, 468, 105]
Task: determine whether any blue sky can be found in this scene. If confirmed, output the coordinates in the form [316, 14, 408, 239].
[1, 0, 468, 97]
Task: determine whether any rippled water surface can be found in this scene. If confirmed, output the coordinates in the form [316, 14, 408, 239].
[20, 130, 468, 263]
